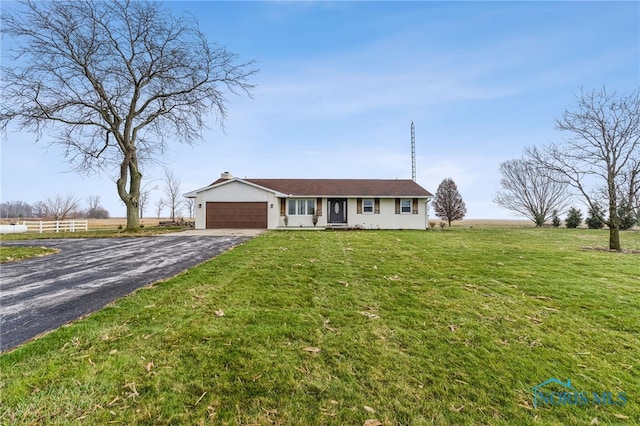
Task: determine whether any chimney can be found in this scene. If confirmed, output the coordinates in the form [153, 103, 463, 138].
[220, 171, 233, 180]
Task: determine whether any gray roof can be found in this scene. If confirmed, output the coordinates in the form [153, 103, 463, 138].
[210, 178, 432, 197]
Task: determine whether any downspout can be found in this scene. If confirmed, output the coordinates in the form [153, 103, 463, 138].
[425, 198, 431, 230]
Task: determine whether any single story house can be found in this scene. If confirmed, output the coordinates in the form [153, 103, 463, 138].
[184, 172, 433, 230]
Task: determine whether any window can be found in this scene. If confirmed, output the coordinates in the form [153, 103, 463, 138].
[297, 199, 306, 215]
[288, 199, 315, 215]
[401, 199, 412, 214]
[363, 199, 374, 214]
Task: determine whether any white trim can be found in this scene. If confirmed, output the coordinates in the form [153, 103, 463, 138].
[287, 198, 316, 216]
[400, 198, 412, 214]
[362, 198, 374, 214]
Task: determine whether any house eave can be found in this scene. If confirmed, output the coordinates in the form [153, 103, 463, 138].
[183, 178, 288, 198]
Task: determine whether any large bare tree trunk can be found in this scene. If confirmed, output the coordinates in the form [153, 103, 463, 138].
[125, 199, 140, 230]
[608, 193, 621, 251]
[117, 154, 142, 231]
[609, 227, 621, 251]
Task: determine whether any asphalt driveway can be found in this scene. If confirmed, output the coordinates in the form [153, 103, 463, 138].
[0, 233, 255, 352]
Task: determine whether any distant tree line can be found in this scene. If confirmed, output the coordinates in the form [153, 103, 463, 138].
[0, 200, 33, 218]
[2, 167, 194, 222]
[1, 194, 109, 221]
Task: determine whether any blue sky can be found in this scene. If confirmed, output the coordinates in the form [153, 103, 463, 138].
[1, 1, 638, 219]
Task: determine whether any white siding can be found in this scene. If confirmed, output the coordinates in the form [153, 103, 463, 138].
[278, 198, 429, 230]
[194, 181, 280, 229]
[280, 198, 325, 228]
[348, 198, 429, 230]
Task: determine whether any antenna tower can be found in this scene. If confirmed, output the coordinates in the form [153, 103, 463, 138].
[411, 121, 416, 182]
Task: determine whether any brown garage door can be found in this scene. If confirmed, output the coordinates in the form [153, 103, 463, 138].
[206, 202, 267, 229]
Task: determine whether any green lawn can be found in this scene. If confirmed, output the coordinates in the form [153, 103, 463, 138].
[1, 228, 638, 425]
[0, 246, 59, 263]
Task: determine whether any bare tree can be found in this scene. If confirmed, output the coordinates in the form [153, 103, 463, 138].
[85, 195, 110, 219]
[528, 87, 640, 250]
[87, 196, 101, 213]
[0, 201, 33, 219]
[184, 198, 195, 221]
[433, 178, 467, 227]
[155, 199, 165, 220]
[139, 187, 152, 220]
[32, 201, 47, 218]
[139, 181, 158, 219]
[1, 0, 257, 231]
[42, 193, 81, 220]
[494, 157, 571, 226]
[162, 168, 183, 221]
[139, 192, 148, 219]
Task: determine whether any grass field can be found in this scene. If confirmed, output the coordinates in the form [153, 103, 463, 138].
[1, 228, 638, 425]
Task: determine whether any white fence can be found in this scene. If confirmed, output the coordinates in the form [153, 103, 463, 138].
[24, 220, 89, 233]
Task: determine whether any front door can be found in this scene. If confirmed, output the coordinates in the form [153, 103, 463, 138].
[328, 198, 347, 224]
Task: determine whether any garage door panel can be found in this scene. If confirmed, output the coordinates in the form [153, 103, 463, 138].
[206, 202, 267, 229]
